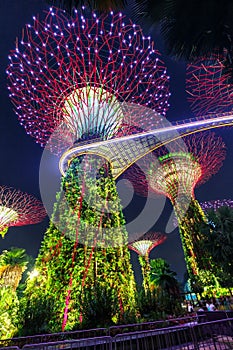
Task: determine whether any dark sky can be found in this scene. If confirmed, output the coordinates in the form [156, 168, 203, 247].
[1, 0, 233, 282]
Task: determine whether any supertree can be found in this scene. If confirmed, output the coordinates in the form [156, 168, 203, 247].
[7, 7, 170, 331]
[186, 53, 233, 116]
[128, 231, 166, 291]
[0, 186, 46, 238]
[123, 132, 226, 288]
[7, 8, 170, 153]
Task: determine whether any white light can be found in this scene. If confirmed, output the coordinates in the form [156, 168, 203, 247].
[29, 269, 39, 279]
[61, 86, 123, 141]
[0, 206, 18, 229]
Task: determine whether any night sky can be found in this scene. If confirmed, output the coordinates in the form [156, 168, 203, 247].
[1, 0, 233, 282]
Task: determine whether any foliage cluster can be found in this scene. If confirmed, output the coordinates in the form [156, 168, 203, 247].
[17, 155, 137, 334]
[199, 206, 233, 291]
[178, 199, 218, 290]
[3, 163, 233, 338]
[0, 287, 19, 340]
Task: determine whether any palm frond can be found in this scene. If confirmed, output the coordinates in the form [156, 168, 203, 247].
[131, 0, 165, 27]
[161, 0, 233, 61]
[0, 248, 29, 267]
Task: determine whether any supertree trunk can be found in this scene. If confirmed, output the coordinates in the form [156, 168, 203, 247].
[25, 155, 136, 332]
[174, 198, 211, 282]
[138, 255, 151, 292]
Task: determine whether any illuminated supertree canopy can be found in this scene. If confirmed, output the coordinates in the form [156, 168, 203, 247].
[128, 231, 166, 258]
[128, 231, 166, 291]
[0, 186, 46, 238]
[124, 132, 226, 285]
[7, 7, 170, 155]
[148, 133, 226, 211]
[200, 199, 233, 212]
[186, 53, 233, 116]
[124, 132, 226, 203]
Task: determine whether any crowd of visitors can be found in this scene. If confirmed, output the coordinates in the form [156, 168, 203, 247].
[187, 295, 233, 313]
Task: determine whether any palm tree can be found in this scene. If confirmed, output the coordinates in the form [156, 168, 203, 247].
[132, 0, 233, 74]
[162, 1, 233, 60]
[150, 258, 182, 315]
[132, 0, 166, 29]
[150, 258, 180, 297]
[46, 0, 128, 12]
[0, 248, 29, 291]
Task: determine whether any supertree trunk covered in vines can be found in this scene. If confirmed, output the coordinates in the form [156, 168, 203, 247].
[138, 254, 151, 292]
[24, 155, 136, 332]
[148, 152, 219, 288]
[176, 198, 220, 291]
[175, 198, 213, 285]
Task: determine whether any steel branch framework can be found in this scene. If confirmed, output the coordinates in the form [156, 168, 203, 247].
[7, 7, 170, 157]
[186, 53, 233, 116]
[124, 132, 226, 200]
[148, 132, 226, 200]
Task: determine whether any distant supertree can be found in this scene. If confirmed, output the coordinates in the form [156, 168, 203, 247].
[0, 186, 46, 238]
[7, 8, 170, 331]
[124, 132, 226, 286]
[200, 199, 233, 212]
[186, 53, 233, 116]
[129, 231, 166, 291]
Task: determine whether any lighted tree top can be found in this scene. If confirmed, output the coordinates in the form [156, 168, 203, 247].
[129, 231, 166, 258]
[124, 132, 225, 204]
[129, 231, 166, 291]
[186, 53, 233, 116]
[0, 186, 46, 238]
[7, 7, 170, 155]
[124, 132, 226, 285]
[148, 133, 225, 210]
